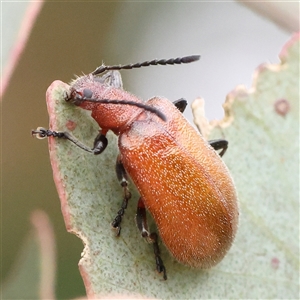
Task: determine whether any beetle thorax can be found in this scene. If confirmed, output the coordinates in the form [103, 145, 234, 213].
[70, 74, 146, 135]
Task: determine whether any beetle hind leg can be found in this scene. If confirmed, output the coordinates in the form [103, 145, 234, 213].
[209, 139, 228, 157]
[136, 197, 167, 280]
[111, 154, 131, 236]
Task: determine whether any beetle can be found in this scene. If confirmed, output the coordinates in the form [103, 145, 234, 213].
[32, 55, 238, 280]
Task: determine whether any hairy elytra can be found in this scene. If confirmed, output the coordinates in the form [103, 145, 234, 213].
[119, 97, 238, 268]
[33, 56, 238, 279]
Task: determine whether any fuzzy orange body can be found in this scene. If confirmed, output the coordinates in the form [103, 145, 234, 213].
[74, 73, 238, 268]
[119, 97, 238, 268]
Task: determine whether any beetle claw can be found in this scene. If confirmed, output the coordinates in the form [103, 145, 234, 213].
[111, 224, 121, 237]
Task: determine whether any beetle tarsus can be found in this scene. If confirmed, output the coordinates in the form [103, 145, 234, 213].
[111, 192, 131, 236]
[136, 198, 167, 279]
[32, 127, 66, 139]
[112, 156, 131, 236]
[151, 232, 167, 280]
[111, 213, 123, 236]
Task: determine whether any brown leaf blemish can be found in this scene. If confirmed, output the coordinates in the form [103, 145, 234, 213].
[274, 99, 290, 116]
[66, 120, 77, 131]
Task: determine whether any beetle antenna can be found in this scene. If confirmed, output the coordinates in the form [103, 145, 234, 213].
[92, 55, 200, 75]
[80, 98, 167, 121]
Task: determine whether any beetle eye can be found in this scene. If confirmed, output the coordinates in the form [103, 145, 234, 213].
[83, 88, 93, 99]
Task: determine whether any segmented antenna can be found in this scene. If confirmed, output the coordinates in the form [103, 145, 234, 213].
[92, 55, 200, 75]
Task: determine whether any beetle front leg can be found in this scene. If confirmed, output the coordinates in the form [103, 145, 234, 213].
[136, 197, 167, 280]
[209, 139, 228, 157]
[32, 127, 94, 153]
[111, 154, 131, 236]
[32, 127, 108, 155]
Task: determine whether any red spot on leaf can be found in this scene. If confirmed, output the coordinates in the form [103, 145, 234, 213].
[274, 99, 290, 116]
[66, 120, 77, 131]
[271, 257, 280, 269]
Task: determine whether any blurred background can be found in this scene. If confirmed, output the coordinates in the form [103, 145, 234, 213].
[1, 1, 296, 299]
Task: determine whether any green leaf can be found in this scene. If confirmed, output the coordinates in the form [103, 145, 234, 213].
[44, 33, 299, 298]
[194, 33, 299, 298]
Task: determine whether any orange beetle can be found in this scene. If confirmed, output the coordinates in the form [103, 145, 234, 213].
[32, 56, 238, 280]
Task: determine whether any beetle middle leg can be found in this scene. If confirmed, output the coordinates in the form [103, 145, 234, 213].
[209, 139, 228, 157]
[111, 154, 131, 236]
[136, 197, 167, 280]
[170, 101, 229, 157]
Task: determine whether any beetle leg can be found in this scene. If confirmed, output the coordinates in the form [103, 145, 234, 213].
[32, 127, 94, 153]
[111, 154, 131, 236]
[136, 197, 151, 239]
[151, 232, 167, 280]
[209, 139, 228, 157]
[173, 98, 187, 113]
[136, 197, 167, 280]
[32, 127, 108, 155]
[92, 132, 108, 154]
